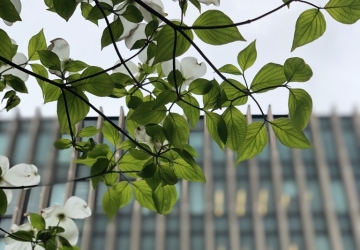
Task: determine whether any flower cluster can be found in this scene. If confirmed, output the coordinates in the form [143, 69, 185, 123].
[4, 196, 91, 250]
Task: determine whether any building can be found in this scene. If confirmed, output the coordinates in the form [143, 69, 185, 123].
[0, 106, 360, 250]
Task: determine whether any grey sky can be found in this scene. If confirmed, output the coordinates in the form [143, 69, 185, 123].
[1, 0, 359, 118]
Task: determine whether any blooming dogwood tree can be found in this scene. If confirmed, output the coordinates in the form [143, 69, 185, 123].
[0, 0, 360, 248]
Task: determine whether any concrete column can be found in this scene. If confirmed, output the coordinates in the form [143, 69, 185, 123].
[267, 107, 289, 250]
[309, 115, 343, 250]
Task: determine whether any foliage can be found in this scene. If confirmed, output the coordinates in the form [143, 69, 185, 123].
[0, 0, 359, 248]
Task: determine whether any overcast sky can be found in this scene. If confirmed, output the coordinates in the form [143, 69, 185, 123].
[1, 0, 360, 118]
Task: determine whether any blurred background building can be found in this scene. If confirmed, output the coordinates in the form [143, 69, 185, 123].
[0, 106, 360, 250]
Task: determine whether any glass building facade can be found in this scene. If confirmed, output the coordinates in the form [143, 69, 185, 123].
[1, 107, 360, 250]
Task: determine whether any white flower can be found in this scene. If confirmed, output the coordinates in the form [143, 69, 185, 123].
[0, 155, 41, 205]
[46, 38, 70, 77]
[41, 196, 91, 246]
[135, 125, 154, 149]
[134, 126, 168, 152]
[161, 57, 206, 91]
[4, 223, 43, 250]
[3, 0, 21, 26]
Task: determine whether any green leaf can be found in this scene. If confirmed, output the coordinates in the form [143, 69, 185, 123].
[81, 2, 98, 25]
[38, 50, 62, 71]
[0, 189, 7, 215]
[91, 157, 109, 188]
[189, 0, 201, 12]
[270, 118, 311, 149]
[193, 10, 245, 45]
[64, 60, 89, 72]
[158, 164, 178, 185]
[3, 75, 28, 93]
[138, 162, 157, 178]
[288, 89, 313, 131]
[118, 154, 147, 178]
[238, 40, 257, 71]
[325, 0, 360, 24]
[145, 124, 166, 144]
[250, 63, 286, 93]
[29, 213, 46, 231]
[291, 9, 326, 51]
[2, 90, 15, 103]
[172, 148, 197, 168]
[8, 230, 34, 242]
[114, 181, 132, 208]
[53, 138, 73, 149]
[205, 112, 228, 150]
[220, 79, 248, 107]
[86, 3, 112, 21]
[173, 159, 206, 182]
[30, 64, 49, 98]
[188, 78, 213, 95]
[152, 90, 177, 108]
[145, 168, 162, 190]
[87, 143, 112, 159]
[53, 0, 78, 21]
[152, 185, 177, 214]
[101, 18, 124, 49]
[284, 57, 313, 82]
[129, 147, 152, 160]
[222, 106, 247, 151]
[237, 122, 268, 162]
[5, 94, 20, 111]
[119, 139, 136, 150]
[77, 66, 114, 97]
[145, 20, 159, 37]
[163, 113, 189, 150]
[218, 64, 242, 75]
[0, 29, 16, 61]
[102, 186, 121, 219]
[77, 126, 99, 137]
[129, 101, 166, 125]
[153, 22, 193, 64]
[167, 70, 184, 89]
[203, 79, 220, 110]
[178, 94, 200, 128]
[121, 5, 143, 23]
[58, 236, 73, 249]
[132, 180, 156, 212]
[102, 121, 121, 147]
[0, 0, 21, 23]
[57, 90, 90, 134]
[28, 29, 47, 61]
[44, 82, 62, 104]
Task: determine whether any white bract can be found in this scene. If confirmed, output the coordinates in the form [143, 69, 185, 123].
[4, 223, 43, 250]
[41, 196, 92, 246]
[0, 155, 40, 205]
[135, 125, 154, 149]
[161, 57, 206, 91]
[114, 0, 166, 42]
[46, 38, 70, 77]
